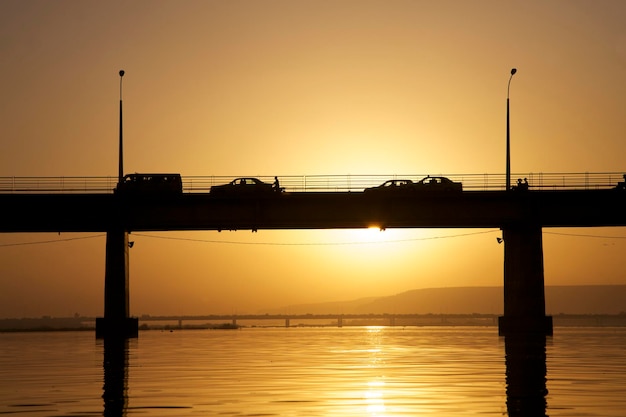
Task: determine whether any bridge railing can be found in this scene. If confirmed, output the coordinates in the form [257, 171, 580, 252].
[0, 176, 118, 193]
[0, 172, 624, 194]
[520, 172, 625, 190]
[184, 172, 625, 192]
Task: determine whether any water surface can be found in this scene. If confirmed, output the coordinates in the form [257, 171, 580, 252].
[1, 326, 625, 416]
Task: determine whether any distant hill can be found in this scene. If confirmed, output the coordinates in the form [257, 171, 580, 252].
[269, 285, 626, 315]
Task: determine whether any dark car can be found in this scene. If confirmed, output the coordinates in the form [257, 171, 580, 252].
[363, 179, 416, 194]
[364, 176, 462, 194]
[414, 176, 462, 192]
[116, 173, 183, 195]
[210, 177, 274, 196]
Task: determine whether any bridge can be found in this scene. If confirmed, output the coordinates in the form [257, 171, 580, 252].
[137, 313, 500, 329]
[2, 172, 626, 338]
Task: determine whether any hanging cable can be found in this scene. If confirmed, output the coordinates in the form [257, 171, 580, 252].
[0, 234, 105, 247]
[131, 229, 501, 246]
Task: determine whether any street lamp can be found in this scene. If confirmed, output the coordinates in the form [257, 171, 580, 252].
[118, 70, 125, 186]
[506, 68, 517, 191]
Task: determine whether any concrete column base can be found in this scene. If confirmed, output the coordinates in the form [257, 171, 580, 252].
[96, 317, 139, 339]
[498, 316, 553, 336]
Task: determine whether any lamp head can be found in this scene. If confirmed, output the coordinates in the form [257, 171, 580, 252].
[510, 68, 517, 75]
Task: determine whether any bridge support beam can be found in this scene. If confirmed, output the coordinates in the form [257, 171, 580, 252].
[96, 229, 138, 339]
[499, 225, 553, 336]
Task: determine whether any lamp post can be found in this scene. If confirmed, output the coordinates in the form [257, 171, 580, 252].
[118, 70, 125, 186]
[506, 68, 517, 191]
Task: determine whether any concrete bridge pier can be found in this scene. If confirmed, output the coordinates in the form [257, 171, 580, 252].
[96, 229, 138, 338]
[499, 225, 553, 336]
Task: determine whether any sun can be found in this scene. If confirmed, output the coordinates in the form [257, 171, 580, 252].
[333, 226, 429, 245]
[346, 226, 394, 244]
[318, 227, 429, 264]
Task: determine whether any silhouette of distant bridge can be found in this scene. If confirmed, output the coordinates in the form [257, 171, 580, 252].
[2, 171, 626, 338]
[137, 313, 500, 328]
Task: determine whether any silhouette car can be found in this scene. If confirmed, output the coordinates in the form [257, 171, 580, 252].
[116, 173, 183, 195]
[364, 176, 462, 194]
[364, 179, 416, 194]
[210, 177, 274, 195]
[414, 176, 462, 191]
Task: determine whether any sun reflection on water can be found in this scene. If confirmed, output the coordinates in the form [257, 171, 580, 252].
[365, 380, 387, 416]
[362, 327, 388, 416]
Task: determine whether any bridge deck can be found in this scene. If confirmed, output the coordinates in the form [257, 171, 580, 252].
[2, 189, 626, 232]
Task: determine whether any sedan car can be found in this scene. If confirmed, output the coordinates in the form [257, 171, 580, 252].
[210, 177, 274, 196]
[414, 176, 462, 192]
[364, 176, 462, 194]
[363, 179, 416, 194]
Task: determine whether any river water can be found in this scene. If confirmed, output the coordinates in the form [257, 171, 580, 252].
[1, 326, 625, 416]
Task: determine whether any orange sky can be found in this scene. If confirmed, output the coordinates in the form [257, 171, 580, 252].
[1, 1, 626, 318]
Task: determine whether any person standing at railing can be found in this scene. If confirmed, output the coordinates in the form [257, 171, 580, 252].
[515, 178, 529, 191]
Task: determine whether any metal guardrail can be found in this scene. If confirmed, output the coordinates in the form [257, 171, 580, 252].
[0, 176, 119, 193]
[0, 172, 624, 194]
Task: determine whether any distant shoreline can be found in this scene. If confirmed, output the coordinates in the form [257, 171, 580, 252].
[2, 313, 626, 332]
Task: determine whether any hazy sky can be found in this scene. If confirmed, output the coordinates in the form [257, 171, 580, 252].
[1, 0, 626, 318]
